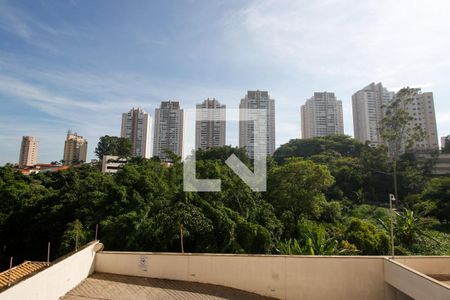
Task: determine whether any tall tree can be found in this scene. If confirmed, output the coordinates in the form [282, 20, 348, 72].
[266, 158, 335, 220]
[60, 219, 89, 253]
[95, 135, 132, 159]
[380, 87, 426, 201]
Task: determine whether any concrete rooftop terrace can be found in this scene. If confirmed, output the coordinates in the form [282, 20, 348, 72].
[428, 274, 450, 287]
[63, 272, 275, 300]
[0, 241, 449, 300]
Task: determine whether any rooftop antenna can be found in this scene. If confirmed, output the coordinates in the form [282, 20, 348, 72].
[75, 229, 79, 251]
[95, 224, 99, 241]
[7, 257, 13, 286]
[47, 242, 51, 266]
[180, 224, 184, 254]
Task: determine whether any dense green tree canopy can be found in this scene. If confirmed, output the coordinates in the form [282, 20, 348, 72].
[345, 219, 389, 255]
[1, 139, 449, 270]
[195, 145, 251, 166]
[95, 135, 133, 159]
[273, 135, 363, 164]
[266, 158, 334, 220]
[421, 177, 450, 222]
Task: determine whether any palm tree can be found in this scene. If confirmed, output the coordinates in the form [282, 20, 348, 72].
[278, 229, 355, 255]
[379, 208, 438, 249]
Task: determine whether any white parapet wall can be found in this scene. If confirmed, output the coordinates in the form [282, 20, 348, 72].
[95, 252, 391, 300]
[0, 241, 100, 300]
[393, 256, 450, 275]
[2, 247, 449, 299]
[385, 258, 450, 300]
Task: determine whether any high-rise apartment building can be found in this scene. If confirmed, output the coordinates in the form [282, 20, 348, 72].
[63, 130, 88, 164]
[239, 90, 276, 159]
[352, 83, 394, 146]
[121, 108, 152, 158]
[442, 136, 449, 149]
[195, 98, 226, 150]
[397, 89, 439, 151]
[153, 101, 184, 160]
[301, 92, 344, 138]
[18, 136, 38, 167]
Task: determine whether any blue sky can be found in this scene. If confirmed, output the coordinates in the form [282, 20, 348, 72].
[1, 0, 450, 165]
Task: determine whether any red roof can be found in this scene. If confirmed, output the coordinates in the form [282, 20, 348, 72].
[0, 261, 48, 288]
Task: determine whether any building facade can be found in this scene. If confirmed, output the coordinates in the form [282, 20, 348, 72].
[101, 155, 128, 174]
[18, 136, 38, 167]
[398, 89, 439, 151]
[63, 130, 88, 165]
[301, 92, 344, 138]
[153, 101, 184, 160]
[239, 90, 276, 159]
[195, 98, 226, 150]
[442, 135, 449, 150]
[352, 83, 394, 146]
[121, 108, 152, 158]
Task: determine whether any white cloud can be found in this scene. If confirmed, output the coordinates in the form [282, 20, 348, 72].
[2, 0, 450, 164]
[437, 112, 450, 125]
[0, 1, 81, 53]
[222, 0, 450, 139]
[0, 61, 247, 164]
[0, 3, 31, 39]
[0, 75, 97, 109]
[233, 0, 450, 84]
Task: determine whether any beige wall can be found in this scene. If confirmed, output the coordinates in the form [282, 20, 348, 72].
[96, 252, 392, 300]
[393, 257, 450, 275]
[0, 242, 99, 300]
[2, 248, 449, 300]
[385, 259, 450, 300]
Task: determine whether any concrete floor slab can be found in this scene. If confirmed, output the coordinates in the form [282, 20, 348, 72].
[62, 272, 276, 300]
